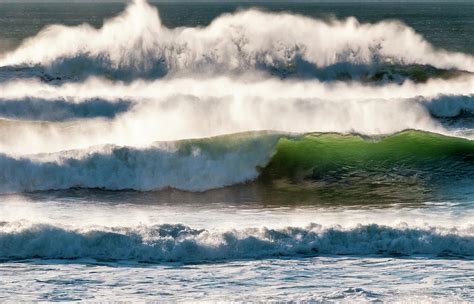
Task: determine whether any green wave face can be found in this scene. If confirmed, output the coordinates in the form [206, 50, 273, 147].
[260, 131, 474, 205]
[173, 131, 282, 159]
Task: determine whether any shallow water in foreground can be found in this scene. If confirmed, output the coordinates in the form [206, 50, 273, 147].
[2, 257, 473, 302]
[0, 188, 473, 301]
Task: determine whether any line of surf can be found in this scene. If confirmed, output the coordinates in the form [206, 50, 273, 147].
[0, 221, 472, 263]
[0, 130, 474, 194]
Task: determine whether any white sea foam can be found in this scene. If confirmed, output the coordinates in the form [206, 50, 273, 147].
[0, 76, 473, 155]
[0, 0, 472, 194]
[0, 221, 472, 262]
[0, 0, 471, 155]
[0, 133, 280, 193]
[0, 0, 473, 78]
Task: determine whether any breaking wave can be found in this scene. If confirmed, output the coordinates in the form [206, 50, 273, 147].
[0, 130, 474, 194]
[0, 75, 472, 155]
[0, 132, 280, 193]
[0, 0, 472, 194]
[0, 0, 473, 82]
[0, 221, 472, 262]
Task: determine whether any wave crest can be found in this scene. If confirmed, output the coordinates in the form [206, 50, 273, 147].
[0, 130, 473, 194]
[0, 0, 472, 81]
[1, 222, 472, 262]
[0, 133, 280, 193]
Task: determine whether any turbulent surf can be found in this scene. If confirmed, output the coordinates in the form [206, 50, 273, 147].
[0, 0, 472, 193]
[0, 0, 473, 301]
[1, 221, 473, 262]
[0, 130, 474, 194]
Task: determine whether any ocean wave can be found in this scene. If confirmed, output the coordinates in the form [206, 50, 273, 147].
[0, 93, 471, 126]
[0, 97, 131, 121]
[0, 0, 472, 194]
[0, 132, 280, 193]
[0, 130, 473, 194]
[262, 130, 474, 184]
[423, 95, 474, 118]
[0, 222, 472, 262]
[0, 0, 472, 82]
[1, 74, 474, 154]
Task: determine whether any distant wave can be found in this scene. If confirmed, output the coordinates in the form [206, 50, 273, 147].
[0, 221, 472, 262]
[0, 0, 472, 82]
[0, 130, 473, 194]
[0, 0, 471, 156]
[424, 95, 474, 118]
[0, 75, 472, 155]
[0, 97, 131, 121]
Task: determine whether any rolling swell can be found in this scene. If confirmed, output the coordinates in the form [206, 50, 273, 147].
[0, 222, 472, 262]
[0, 130, 474, 194]
[262, 130, 474, 184]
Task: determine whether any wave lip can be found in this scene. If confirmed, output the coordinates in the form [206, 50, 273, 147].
[0, 132, 281, 193]
[0, 222, 472, 263]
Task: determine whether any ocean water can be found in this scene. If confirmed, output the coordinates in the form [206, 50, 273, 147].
[0, 0, 473, 302]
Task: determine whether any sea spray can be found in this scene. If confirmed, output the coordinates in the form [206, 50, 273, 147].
[0, 0, 473, 80]
[1, 76, 473, 154]
[0, 131, 474, 193]
[1, 221, 472, 262]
